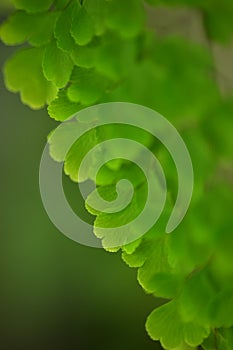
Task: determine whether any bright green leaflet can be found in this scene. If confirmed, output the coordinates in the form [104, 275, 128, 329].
[0, 10, 58, 46]
[4, 47, 57, 109]
[43, 40, 74, 88]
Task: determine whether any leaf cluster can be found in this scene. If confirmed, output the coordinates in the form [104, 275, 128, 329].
[1, 1, 233, 349]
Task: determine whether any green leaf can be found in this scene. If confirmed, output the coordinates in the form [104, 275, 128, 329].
[217, 328, 233, 350]
[54, 1, 76, 51]
[106, 36, 219, 123]
[48, 90, 83, 121]
[0, 11, 31, 45]
[122, 200, 174, 269]
[91, 181, 147, 250]
[84, 0, 107, 36]
[178, 270, 216, 325]
[54, 0, 70, 10]
[0, 10, 58, 46]
[208, 289, 233, 328]
[43, 40, 74, 88]
[146, 300, 210, 349]
[2, 2, 233, 349]
[202, 328, 233, 350]
[28, 12, 58, 46]
[71, 2, 95, 46]
[122, 236, 156, 268]
[106, 0, 145, 38]
[67, 67, 109, 105]
[94, 32, 138, 81]
[4, 47, 57, 109]
[48, 119, 100, 181]
[70, 32, 138, 81]
[64, 127, 99, 182]
[137, 236, 183, 298]
[70, 41, 98, 68]
[121, 238, 142, 255]
[12, 0, 54, 13]
[96, 159, 146, 189]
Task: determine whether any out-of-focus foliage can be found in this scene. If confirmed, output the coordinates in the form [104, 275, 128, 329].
[145, 0, 233, 42]
[0, 0, 13, 11]
[1, 0, 233, 349]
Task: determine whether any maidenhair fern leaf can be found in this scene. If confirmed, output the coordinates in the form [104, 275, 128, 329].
[146, 300, 210, 349]
[54, 0, 70, 10]
[67, 67, 109, 105]
[54, 1, 76, 52]
[70, 42, 98, 68]
[4, 47, 57, 109]
[208, 289, 233, 328]
[105, 0, 145, 38]
[202, 328, 233, 350]
[0, 10, 58, 46]
[0, 11, 32, 45]
[84, 0, 107, 36]
[137, 236, 183, 298]
[1, 1, 233, 349]
[43, 40, 74, 88]
[71, 2, 95, 46]
[48, 90, 83, 121]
